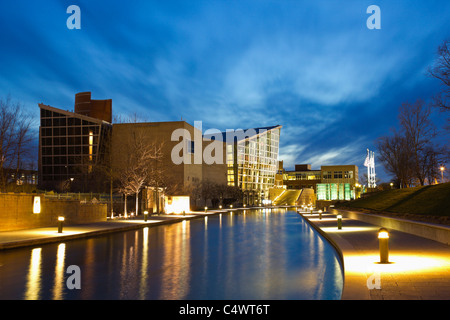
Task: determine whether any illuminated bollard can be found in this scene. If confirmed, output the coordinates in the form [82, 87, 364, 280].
[337, 214, 342, 230]
[219, 205, 222, 209]
[58, 216, 65, 233]
[144, 210, 148, 222]
[378, 228, 390, 263]
[318, 210, 322, 220]
[205, 206, 208, 213]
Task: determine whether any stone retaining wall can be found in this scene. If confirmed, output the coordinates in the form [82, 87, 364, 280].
[335, 209, 450, 245]
[0, 193, 107, 231]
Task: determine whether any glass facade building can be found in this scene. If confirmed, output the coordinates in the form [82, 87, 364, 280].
[38, 103, 112, 191]
[226, 125, 281, 205]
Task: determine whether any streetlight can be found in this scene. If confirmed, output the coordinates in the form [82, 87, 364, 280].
[390, 182, 393, 189]
[440, 166, 445, 183]
[57, 216, 65, 233]
[337, 214, 342, 230]
[378, 228, 390, 263]
[144, 210, 148, 222]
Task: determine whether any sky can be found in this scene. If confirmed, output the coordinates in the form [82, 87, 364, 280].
[1, 0, 449, 182]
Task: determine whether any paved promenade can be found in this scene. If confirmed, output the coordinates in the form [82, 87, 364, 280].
[0, 211, 225, 250]
[299, 210, 450, 300]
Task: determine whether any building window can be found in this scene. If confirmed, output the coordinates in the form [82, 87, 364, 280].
[334, 171, 343, 179]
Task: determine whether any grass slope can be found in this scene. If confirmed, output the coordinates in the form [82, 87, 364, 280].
[337, 182, 450, 217]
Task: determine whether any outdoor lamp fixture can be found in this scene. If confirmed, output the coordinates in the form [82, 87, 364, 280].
[144, 210, 148, 222]
[230, 204, 233, 209]
[32, 196, 41, 214]
[219, 205, 222, 209]
[57, 216, 65, 233]
[337, 214, 342, 230]
[378, 228, 390, 263]
[390, 182, 394, 189]
[318, 210, 322, 220]
[243, 204, 246, 208]
[205, 206, 208, 213]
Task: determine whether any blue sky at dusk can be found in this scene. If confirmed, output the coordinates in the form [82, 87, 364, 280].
[1, 0, 449, 182]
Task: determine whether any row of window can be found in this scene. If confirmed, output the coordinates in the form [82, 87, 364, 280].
[41, 146, 97, 156]
[322, 171, 354, 180]
[41, 126, 100, 137]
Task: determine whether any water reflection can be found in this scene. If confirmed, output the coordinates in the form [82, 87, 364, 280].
[1, 209, 343, 300]
[139, 227, 149, 300]
[24, 247, 42, 300]
[160, 219, 191, 299]
[52, 243, 66, 300]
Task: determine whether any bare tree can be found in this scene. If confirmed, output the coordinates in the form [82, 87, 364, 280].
[376, 131, 414, 188]
[398, 100, 437, 186]
[428, 39, 450, 113]
[0, 97, 35, 192]
[114, 129, 163, 216]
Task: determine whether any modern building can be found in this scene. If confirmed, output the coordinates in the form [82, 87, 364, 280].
[38, 92, 280, 211]
[111, 121, 227, 213]
[211, 125, 282, 205]
[283, 164, 359, 201]
[38, 93, 112, 192]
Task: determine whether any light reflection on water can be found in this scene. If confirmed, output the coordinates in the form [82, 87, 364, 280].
[0, 209, 343, 300]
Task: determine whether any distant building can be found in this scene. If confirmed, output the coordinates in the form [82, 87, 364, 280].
[38, 92, 281, 210]
[38, 93, 112, 192]
[111, 121, 227, 212]
[283, 164, 359, 201]
[207, 125, 282, 206]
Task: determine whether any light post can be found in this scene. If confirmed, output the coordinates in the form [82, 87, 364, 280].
[440, 166, 445, 183]
[337, 214, 342, 230]
[318, 210, 322, 220]
[390, 182, 393, 189]
[144, 210, 148, 222]
[378, 228, 390, 263]
[58, 216, 65, 233]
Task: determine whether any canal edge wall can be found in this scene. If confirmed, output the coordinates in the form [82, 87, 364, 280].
[297, 212, 360, 300]
[0, 210, 230, 250]
[334, 209, 450, 246]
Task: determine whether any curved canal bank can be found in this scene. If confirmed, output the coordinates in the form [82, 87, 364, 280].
[0, 208, 343, 300]
[299, 209, 450, 300]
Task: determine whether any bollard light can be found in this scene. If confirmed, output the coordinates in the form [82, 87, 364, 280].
[337, 214, 342, 230]
[205, 206, 208, 213]
[219, 205, 222, 209]
[378, 228, 390, 263]
[318, 210, 322, 220]
[58, 216, 65, 233]
[243, 204, 246, 208]
[230, 204, 233, 209]
[144, 210, 148, 222]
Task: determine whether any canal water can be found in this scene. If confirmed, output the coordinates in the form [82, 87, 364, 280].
[0, 209, 343, 300]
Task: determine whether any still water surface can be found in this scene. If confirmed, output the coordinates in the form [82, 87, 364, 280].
[0, 209, 343, 300]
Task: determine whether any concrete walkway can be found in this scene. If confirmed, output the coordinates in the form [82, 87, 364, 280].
[0, 210, 226, 250]
[299, 210, 450, 300]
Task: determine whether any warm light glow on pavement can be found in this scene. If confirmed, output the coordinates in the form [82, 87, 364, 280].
[344, 253, 450, 275]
